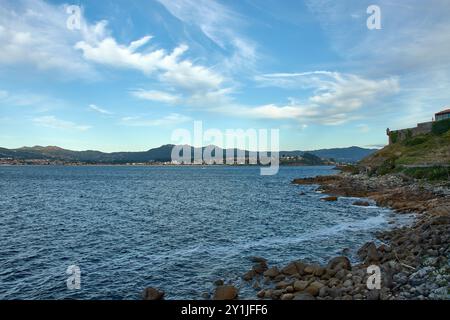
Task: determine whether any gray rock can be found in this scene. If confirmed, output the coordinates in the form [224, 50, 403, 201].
[343, 279, 353, 287]
[335, 269, 347, 280]
[327, 256, 352, 271]
[293, 292, 316, 300]
[429, 287, 449, 300]
[366, 290, 380, 300]
[393, 272, 408, 285]
[142, 287, 165, 300]
[328, 287, 342, 298]
[319, 286, 329, 297]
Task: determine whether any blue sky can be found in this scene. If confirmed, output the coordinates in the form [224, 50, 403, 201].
[1, 0, 449, 152]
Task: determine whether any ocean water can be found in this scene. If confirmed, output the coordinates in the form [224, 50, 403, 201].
[0, 165, 412, 300]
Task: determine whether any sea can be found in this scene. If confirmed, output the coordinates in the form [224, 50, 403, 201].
[0, 165, 414, 299]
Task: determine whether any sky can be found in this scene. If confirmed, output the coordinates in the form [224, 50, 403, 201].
[0, 0, 450, 152]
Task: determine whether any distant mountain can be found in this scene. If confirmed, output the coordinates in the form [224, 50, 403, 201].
[280, 146, 378, 163]
[309, 146, 378, 163]
[0, 145, 377, 164]
[0, 145, 177, 163]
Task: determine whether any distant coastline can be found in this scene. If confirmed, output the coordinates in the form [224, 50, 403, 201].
[0, 144, 377, 166]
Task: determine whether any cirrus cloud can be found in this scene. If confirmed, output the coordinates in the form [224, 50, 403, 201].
[121, 113, 191, 127]
[33, 115, 90, 131]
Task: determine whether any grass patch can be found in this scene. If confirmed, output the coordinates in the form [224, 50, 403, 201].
[401, 166, 450, 181]
[403, 135, 428, 147]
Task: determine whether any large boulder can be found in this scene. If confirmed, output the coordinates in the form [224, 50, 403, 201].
[252, 261, 268, 274]
[213, 285, 238, 300]
[302, 263, 324, 276]
[249, 256, 268, 264]
[293, 280, 309, 291]
[305, 281, 325, 297]
[142, 287, 165, 300]
[281, 293, 294, 300]
[327, 256, 352, 271]
[281, 262, 299, 275]
[357, 241, 380, 263]
[366, 244, 380, 263]
[263, 266, 280, 278]
[293, 292, 316, 300]
[280, 260, 307, 276]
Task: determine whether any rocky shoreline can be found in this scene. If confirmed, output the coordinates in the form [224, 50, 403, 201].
[143, 172, 449, 300]
[216, 172, 449, 300]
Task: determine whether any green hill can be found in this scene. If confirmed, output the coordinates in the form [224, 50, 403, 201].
[360, 119, 450, 179]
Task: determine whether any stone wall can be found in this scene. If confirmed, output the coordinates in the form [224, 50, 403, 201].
[388, 121, 433, 144]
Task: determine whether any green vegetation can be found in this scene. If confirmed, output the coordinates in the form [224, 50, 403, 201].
[404, 135, 428, 147]
[280, 152, 325, 166]
[360, 128, 450, 179]
[401, 166, 450, 181]
[406, 129, 413, 139]
[432, 118, 450, 135]
[389, 131, 399, 144]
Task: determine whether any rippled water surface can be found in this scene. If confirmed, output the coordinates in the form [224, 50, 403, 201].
[0, 165, 411, 299]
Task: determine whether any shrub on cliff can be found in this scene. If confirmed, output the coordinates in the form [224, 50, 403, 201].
[402, 166, 450, 181]
[404, 136, 428, 147]
[389, 131, 399, 144]
[432, 118, 450, 135]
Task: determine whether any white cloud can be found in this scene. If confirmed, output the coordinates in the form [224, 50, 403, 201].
[1, 0, 235, 111]
[304, 0, 450, 129]
[121, 113, 191, 127]
[75, 36, 225, 92]
[76, 34, 231, 105]
[33, 115, 90, 131]
[246, 71, 399, 125]
[130, 90, 181, 104]
[88, 104, 112, 115]
[0, 0, 101, 79]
